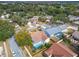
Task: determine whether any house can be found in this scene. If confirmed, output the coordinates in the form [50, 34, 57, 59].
[0, 14, 10, 19]
[73, 21, 79, 25]
[30, 16, 39, 24]
[45, 16, 53, 20]
[67, 25, 78, 31]
[30, 31, 50, 49]
[44, 27, 61, 37]
[44, 26, 63, 39]
[43, 43, 77, 57]
[27, 22, 35, 28]
[68, 15, 79, 21]
[43, 24, 76, 39]
[45, 16, 53, 23]
[56, 20, 64, 24]
[41, 24, 52, 30]
[59, 24, 68, 32]
[72, 31, 79, 41]
[27, 21, 40, 32]
[27, 16, 40, 31]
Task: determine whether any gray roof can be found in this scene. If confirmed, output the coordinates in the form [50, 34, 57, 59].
[59, 24, 68, 31]
[72, 31, 79, 40]
[68, 15, 79, 21]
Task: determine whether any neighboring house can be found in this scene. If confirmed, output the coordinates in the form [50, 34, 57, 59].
[27, 22, 40, 32]
[30, 16, 39, 24]
[27, 22, 35, 28]
[41, 24, 52, 30]
[43, 24, 76, 39]
[73, 21, 79, 25]
[0, 15, 5, 19]
[44, 26, 64, 39]
[0, 14, 10, 19]
[56, 20, 64, 24]
[28, 16, 39, 29]
[5, 14, 10, 19]
[45, 16, 52, 23]
[44, 27, 61, 37]
[30, 31, 50, 49]
[67, 25, 78, 31]
[68, 15, 79, 21]
[43, 43, 77, 57]
[59, 24, 68, 32]
[45, 16, 53, 20]
[72, 31, 79, 41]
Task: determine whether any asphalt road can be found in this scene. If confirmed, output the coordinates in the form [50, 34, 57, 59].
[8, 36, 24, 57]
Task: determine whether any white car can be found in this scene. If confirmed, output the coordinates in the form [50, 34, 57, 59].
[11, 50, 16, 57]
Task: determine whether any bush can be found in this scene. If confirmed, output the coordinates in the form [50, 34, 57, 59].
[45, 43, 51, 48]
[63, 39, 72, 45]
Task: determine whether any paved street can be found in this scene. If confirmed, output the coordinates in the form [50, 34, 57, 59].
[8, 36, 24, 57]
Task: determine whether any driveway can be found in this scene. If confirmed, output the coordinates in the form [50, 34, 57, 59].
[8, 36, 24, 57]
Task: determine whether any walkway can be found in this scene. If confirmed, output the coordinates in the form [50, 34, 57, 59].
[24, 46, 32, 57]
[3, 42, 8, 57]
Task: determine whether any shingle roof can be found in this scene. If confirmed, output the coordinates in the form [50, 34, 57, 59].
[44, 24, 68, 37]
[44, 43, 77, 57]
[59, 24, 68, 31]
[44, 27, 61, 37]
[30, 31, 48, 43]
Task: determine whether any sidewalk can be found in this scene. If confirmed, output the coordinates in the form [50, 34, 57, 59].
[24, 46, 32, 57]
[6, 39, 13, 57]
[3, 42, 8, 57]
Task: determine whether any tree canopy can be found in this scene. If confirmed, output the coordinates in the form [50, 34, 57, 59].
[14, 30, 33, 46]
[0, 3, 78, 25]
[0, 20, 14, 41]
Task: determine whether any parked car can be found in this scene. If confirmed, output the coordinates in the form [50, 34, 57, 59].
[11, 49, 16, 57]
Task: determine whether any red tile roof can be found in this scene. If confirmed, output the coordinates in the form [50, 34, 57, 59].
[44, 43, 77, 57]
[30, 31, 48, 43]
